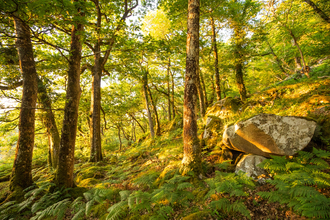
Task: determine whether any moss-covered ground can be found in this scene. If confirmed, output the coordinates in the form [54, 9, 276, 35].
[0, 66, 330, 220]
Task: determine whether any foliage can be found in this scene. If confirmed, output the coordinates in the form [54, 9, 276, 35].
[205, 169, 254, 219]
[258, 148, 330, 219]
[106, 174, 194, 220]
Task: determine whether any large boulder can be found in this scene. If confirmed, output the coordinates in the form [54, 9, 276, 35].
[223, 113, 317, 156]
[235, 155, 267, 178]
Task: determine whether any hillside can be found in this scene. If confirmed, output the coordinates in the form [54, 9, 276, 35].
[1, 64, 330, 220]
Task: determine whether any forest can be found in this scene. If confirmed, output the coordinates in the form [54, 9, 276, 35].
[0, 0, 330, 219]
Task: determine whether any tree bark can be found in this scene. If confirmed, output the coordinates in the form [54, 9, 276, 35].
[233, 25, 247, 101]
[303, 0, 330, 23]
[290, 31, 309, 77]
[142, 70, 155, 138]
[88, 0, 103, 162]
[55, 6, 84, 188]
[129, 113, 145, 133]
[200, 70, 208, 108]
[37, 77, 60, 169]
[170, 70, 175, 119]
[10, 17, 38, 192]
[147, 84, 160, 136]
[167, 58, 171, 121]
[196, 62, 205, 118]
[211, 17, 221, 101]
[89, 61, 102, 162]
[209, 74, 215, 106]
[182, 0, 202, 177]
[117, 126, 122, 151]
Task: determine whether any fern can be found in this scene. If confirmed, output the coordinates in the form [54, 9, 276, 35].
[209, 198, 250, 219]
[257, 148, 330, 219]
[31, 198, 71, 220]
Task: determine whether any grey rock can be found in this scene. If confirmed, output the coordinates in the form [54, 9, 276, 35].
[223, 113, 317, 156]
[235, 155, 267, 178]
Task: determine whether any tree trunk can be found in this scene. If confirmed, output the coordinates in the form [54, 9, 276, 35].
[167, 58, 171, 121]
[196, 63, 205, 118]
[303, 0, 330, 23]
[147, 84, 161, 136]
[171, 70, 175, 119]
[235, 58, 247, 101]
[55, 7, 84, 188]
[182, 0, 202, 177]
[118, 126, 122, 151]
[142, 70, 155, 138]
[10, 18, 38, 192]
[200, 70, 208, 108]
[209, 74, 215, 106]
[266, 41, 289, 77]
[234, 25, 247, 102]
[89, 58, 102, 162]
[211, 17, 221, 101]
[89, 0, 103, 162]
[37, 77, 60, 169]
[130, 113, 145, 133]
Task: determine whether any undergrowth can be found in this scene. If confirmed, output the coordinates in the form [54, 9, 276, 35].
[258, 148, 330, 219]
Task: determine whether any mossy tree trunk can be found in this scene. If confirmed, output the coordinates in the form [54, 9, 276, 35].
[233, 24, 247, 102]
[171, 70, 175, 119]
[200, 70, 208, 108]
[147, 84, 161, 136]
[182, 0, 202, 177]
[142, 70, 155, 139]
[37, 76, 60, 169]
[211, 17, 221, 101]
[55, 6, 84, 188]
[196, 63, 205, 118]
[10, 17, 38, 192]
[167, 58, 171, 121]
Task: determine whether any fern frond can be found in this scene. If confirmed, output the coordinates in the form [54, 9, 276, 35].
[119, 190, 131, 201]
[106, 201, 128, 220]
[177, 182, 193, 190]
[72, 209, 85, 220]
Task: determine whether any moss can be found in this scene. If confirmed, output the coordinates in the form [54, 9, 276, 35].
[182, 211, 210, 220]
[78, 178, 101, 188]
[0, 181, 10, 204]
[75, 166, 106, 183]
[68, 186, 88, 198]
[91, 201, 110, 219]
[193, 187, 209, 202]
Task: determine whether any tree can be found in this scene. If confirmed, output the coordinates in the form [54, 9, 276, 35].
[9, 17, 38, 193]
[181, 0, 202, 177]
[55, 0, 84, 188]
[87, 0, 138, 162]
[37, 76, 60, 169]
[210, 16, 221, 101]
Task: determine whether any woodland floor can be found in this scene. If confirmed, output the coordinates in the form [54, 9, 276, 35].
[0, 70, 330, 219]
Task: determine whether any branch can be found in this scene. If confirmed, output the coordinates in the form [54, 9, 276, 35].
[101, 0, 138, 67]
[0, 80, 23, 90]
[100, 106, 109, 130]
[303, 0, 330, 23]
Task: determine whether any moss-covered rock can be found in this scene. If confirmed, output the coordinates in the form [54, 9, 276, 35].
[78, 178, 102, 188]
[75, 166, 106, 183]
[206, 97, 243, 119]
